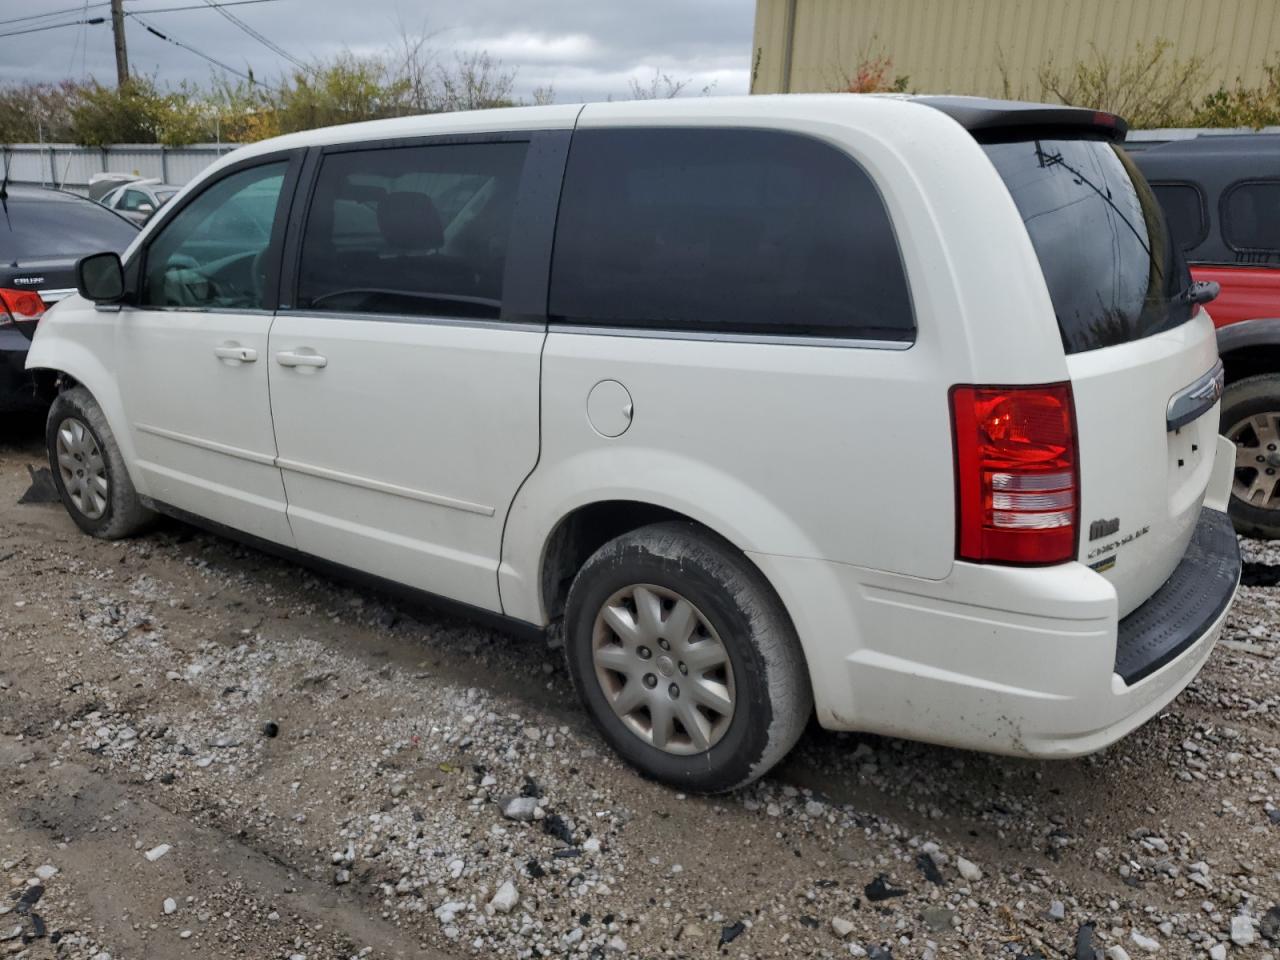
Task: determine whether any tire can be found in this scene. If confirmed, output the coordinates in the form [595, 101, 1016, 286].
[563, 521, 812, 793]
[45, 386, 155, 540]
[1221, 373, 1280, 539]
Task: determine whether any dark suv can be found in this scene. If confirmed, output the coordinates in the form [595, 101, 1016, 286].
[1135, 134, 1280, 537]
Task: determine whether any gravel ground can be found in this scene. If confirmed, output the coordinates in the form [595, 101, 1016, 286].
[1, 419, 1279, 960]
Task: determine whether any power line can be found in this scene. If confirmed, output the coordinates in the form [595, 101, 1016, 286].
[75, 0, 93, 77]
[197, 0, 307, 74]
[134, 15, 268, 88]
[0, 3, 108, 27]
[128, 0, 283, 14]
[0, 16, 106, 40]
[0, 0, 274, 31]
[0, 1, 287, 59]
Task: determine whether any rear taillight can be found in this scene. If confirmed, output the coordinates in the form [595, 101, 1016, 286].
[0, 288, 47, 326]
[950, 382, 1079, 565]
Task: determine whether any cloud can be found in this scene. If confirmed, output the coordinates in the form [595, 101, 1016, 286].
[455, 32, 598, 64]
[1, 0, 755, 104]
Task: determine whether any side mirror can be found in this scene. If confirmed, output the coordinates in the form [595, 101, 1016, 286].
[137, 202, 155, 214]
[77, 252, 126, 303]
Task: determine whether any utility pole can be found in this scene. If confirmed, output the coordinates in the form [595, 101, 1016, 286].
[110, 0, 129, 87]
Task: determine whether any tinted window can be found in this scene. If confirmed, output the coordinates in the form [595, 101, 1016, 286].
[297, 142, 529, 320]
[141, 162, 286, 310]
[984, 139, 1192, 354]
[0, 196, 137, 262]
[1223, 180, 1280, 254]
[1150, 183, 1207, 252]
[549, 128, 914, 340]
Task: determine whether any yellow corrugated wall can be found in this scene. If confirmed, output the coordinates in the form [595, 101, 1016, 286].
[750, 0, 1280, 98]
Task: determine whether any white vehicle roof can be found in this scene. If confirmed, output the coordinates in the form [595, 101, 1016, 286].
[211, 94, 1122, 173]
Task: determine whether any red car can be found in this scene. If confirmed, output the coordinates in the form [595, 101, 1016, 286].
[1136, 134, 1280, 537]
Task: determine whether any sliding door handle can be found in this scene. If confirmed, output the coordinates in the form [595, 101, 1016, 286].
[275, 350, 328, 368]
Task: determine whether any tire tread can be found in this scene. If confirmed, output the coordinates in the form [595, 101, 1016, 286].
[564, 520, 812, 792]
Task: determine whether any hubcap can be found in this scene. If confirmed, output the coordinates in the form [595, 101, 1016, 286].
[591, 584, 735, 756]
[1229, 412, 1280, 508]
[55, 417, 108, 520]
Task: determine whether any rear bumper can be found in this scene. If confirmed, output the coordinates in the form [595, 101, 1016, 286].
[750, 506, 1240, 758]
[0, 327, 43, 413]
[1115, 507, 1239, 685]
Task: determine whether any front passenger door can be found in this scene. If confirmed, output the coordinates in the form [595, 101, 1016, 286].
[114, 155, 301, 544]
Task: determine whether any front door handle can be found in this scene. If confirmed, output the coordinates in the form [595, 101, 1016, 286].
[276, 350, 328, 369]
[214, 345, 257, 362]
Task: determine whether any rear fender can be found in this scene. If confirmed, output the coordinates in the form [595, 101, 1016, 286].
[498, 447, 820, 626]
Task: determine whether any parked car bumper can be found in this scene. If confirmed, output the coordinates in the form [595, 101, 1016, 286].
[0, 327, 43, 412]
[750, 504, 1240, 759]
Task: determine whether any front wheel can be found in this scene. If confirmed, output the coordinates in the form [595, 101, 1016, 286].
[46, 386, 155, 539]
[563, 521, 812, 793]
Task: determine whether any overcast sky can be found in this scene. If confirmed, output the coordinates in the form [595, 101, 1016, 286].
[1, 0, 756, 103]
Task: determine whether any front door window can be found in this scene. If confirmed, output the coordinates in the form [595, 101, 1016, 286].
[141, 163, 286, 310]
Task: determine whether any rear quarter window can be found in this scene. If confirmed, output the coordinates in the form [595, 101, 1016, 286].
[1150, 183, 1208, 252]
[1222, 180, 1280, 261]
[549, 127, 915, 342]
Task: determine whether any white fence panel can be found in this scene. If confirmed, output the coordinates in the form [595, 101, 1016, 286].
[3, 146, 50, 185]
[105, 145, 167, 182]
[49, 148, 105, 191]
[2, 142, 236, 195]
[164, 147, 232, 184]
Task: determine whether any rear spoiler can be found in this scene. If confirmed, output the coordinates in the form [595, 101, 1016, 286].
[910, 96, 1128, 143]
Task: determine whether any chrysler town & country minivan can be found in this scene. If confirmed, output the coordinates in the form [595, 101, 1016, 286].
[27, 95, 1241, 791]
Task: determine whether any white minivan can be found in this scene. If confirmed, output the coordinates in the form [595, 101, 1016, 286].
[28, 95, 1241, 792]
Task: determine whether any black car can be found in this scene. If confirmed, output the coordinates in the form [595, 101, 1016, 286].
[1, 185, 138, 411]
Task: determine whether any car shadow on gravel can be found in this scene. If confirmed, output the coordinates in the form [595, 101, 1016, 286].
[144, 511, 1180, 860]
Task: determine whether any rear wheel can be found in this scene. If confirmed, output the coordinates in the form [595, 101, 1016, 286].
[1223, 373, 1280, 539]
[563, 521, 812, 793]
[46, 386, 154, 539]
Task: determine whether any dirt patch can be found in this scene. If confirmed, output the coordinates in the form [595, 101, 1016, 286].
[1, 422, 1278, 960]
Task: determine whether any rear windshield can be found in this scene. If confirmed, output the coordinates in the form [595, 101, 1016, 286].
[984, 139, 1193, 354]
[0, 196, 138, 262]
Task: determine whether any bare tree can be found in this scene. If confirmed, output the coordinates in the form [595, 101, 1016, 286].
[628, 69, 691, 100]
[391, 14, 439, 114]
[529, 85, 556, 106]
[389, 21, 518, 113]
[429, 51, 518, 111]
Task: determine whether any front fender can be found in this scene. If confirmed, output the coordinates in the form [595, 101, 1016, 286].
[498, 445, 822, 625]
[25, 299, 146, 495]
